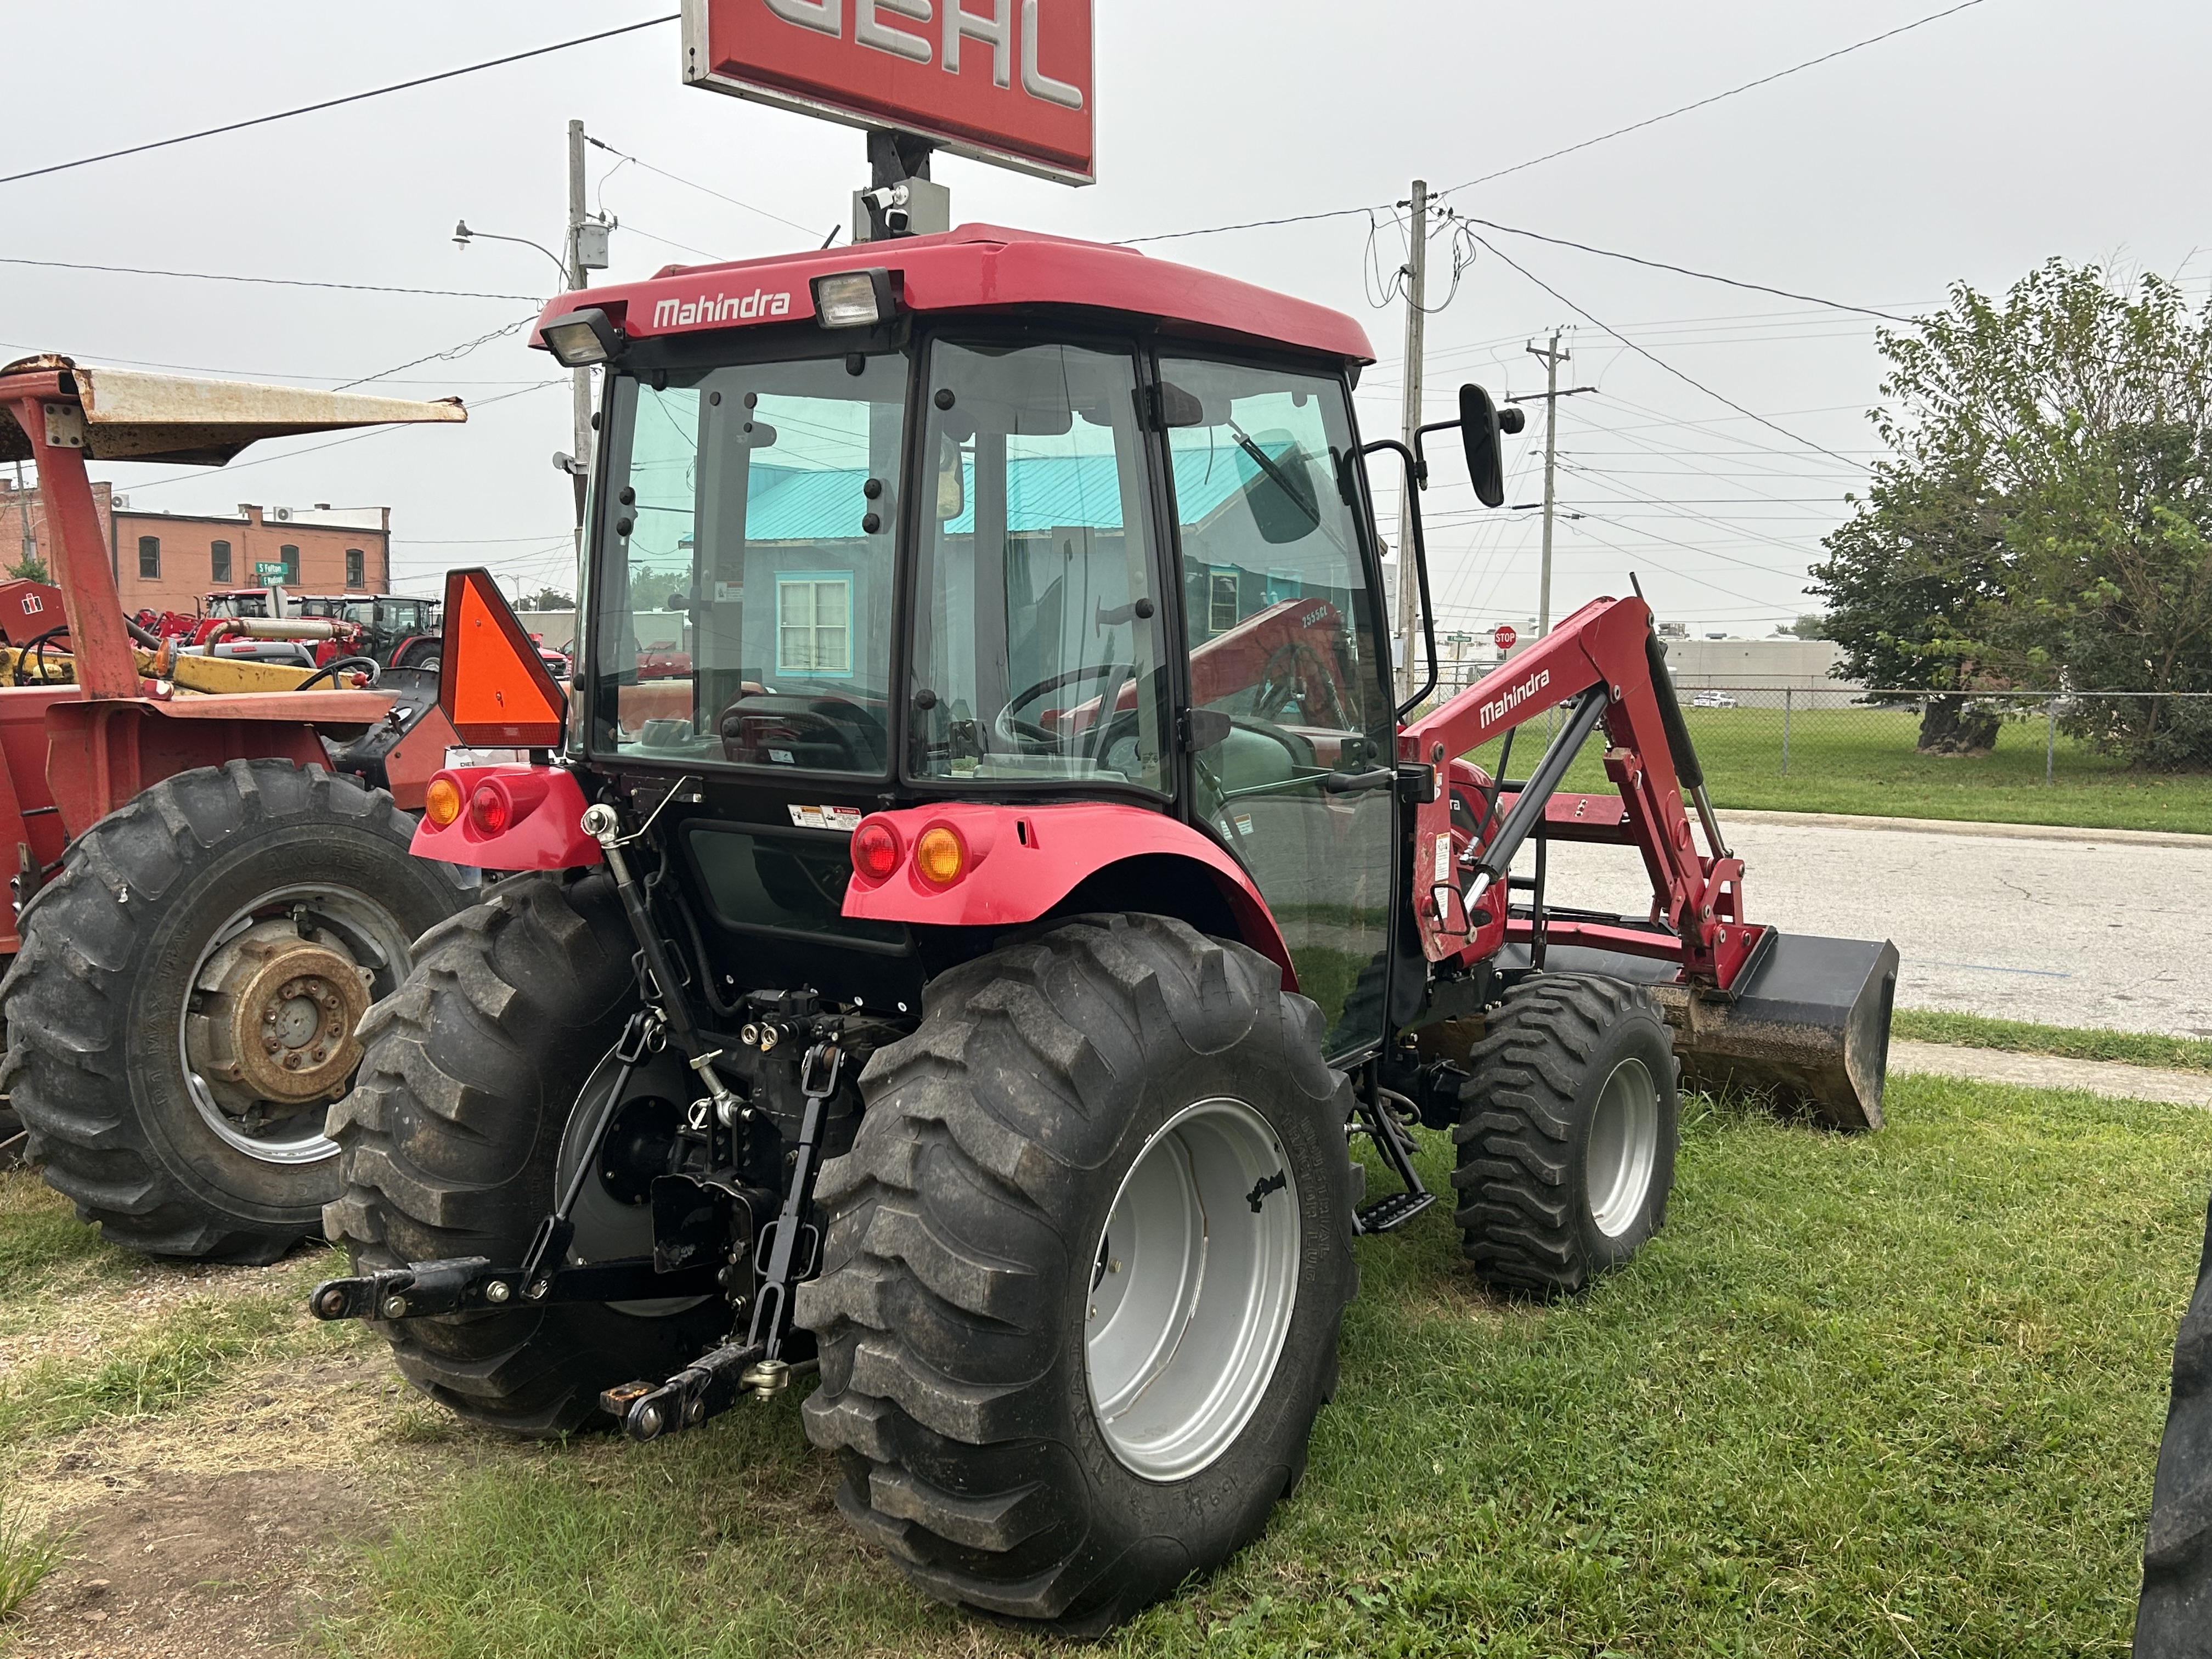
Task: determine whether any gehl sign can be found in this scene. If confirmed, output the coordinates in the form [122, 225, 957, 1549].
[682, 0, 1094, 183]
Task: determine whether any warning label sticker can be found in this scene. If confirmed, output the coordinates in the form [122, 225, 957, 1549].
[787, 804, 865, 833]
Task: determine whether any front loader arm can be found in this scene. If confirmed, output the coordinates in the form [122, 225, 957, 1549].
[1397, 594, 1757, 990]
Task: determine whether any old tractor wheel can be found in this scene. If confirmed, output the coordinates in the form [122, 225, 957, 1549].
[2137, 1181, 2212, 1654]
[798, 913, 1357, 1635]
[325, 871, 727, 1436]
[1452, 973, 1679, 1296]
[0, 760, 472, 1263]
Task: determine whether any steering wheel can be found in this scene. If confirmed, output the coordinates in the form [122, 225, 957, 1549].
[994, 662, 1140, 752]
[1251, 640, 1351, 729]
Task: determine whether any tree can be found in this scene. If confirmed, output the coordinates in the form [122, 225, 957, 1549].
[1814, 259, 2212, 764]
[5, 554, 49, 584]
[1771, 613, 1831, 639]
[518, 587, 574, 612]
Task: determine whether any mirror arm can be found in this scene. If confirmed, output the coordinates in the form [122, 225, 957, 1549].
[1358, 437, 1440, 723]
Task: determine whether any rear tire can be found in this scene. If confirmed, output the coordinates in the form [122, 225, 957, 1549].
[797, 913, 1357, 1634]
[0, 760, 473, 1262]
[324, 871, 726, 1435]
[2137, 1182, 2212, 1654]
[1452, 973, 1679, 1295]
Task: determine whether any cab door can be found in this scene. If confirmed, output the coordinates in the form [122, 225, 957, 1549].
[1156, 354, 1398, 1054]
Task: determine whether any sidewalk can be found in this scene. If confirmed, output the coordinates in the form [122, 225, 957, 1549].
[1890, 1039, 2212, 1108]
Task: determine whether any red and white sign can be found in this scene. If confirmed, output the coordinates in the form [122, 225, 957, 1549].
[682, 0, 1095, 184]
[1492, 623, 1518, 652]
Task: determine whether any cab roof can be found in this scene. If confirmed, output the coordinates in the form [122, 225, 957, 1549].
[532, 223, 1375, 367]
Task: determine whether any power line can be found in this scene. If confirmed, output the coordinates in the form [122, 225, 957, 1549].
[1119, 1, 1993, 250]
[0, 14, 679, 189]
[1470, 234, 1865, 469]
[335, 315, 542, 391]
[1442, 215, 1916, 324]
[105, 379, 566, 493]
[1434, 0, 1994, 199]
[0, 255, 539, 302]
[586, 136, 826, 239]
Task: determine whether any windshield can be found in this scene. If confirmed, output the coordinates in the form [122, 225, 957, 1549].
[589, 351, 907, 773]
[907, 340, 1170, 792]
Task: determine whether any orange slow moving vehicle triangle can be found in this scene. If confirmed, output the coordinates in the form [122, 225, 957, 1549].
[439, 567, 566, 746]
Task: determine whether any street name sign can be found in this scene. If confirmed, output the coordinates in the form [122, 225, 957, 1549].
[681, 0, 1095, 184]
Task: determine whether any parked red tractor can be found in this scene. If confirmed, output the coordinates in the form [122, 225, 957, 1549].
[311, 227, 1896, 1631]
[0, 356, 472, 1259]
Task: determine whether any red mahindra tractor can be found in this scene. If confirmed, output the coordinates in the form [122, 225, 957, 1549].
[0, 356, 472, 1260]
[311, 227, 1895, 1632]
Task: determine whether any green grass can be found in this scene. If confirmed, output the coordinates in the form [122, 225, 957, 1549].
[0, 1503, 69, 1623]
[0, 1174, 350, 1457]
[1894, 1009, 2212, 1074]
[1458, 704, 2212, 833]
[321, 1075, 2212, 1658]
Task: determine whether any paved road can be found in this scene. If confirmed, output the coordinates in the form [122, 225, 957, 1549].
[1532, 812, 2212, 1037]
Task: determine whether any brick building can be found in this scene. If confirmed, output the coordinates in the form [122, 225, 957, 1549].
[0, 475, 391, 615]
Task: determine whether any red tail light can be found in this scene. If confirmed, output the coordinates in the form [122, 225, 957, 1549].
[851, 818, 901, 882]
[469, 781, 511, 834]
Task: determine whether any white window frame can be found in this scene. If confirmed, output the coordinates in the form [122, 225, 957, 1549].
[776, 572, 855, 678]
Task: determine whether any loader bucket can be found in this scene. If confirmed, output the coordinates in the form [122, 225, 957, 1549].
[1504, 933, 1900, 1131]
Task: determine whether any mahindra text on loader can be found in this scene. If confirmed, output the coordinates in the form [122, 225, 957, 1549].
[312, 225, 1898, 1632]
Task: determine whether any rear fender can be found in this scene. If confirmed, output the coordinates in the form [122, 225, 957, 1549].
[409, 764, 602, 870]
[843, 802, 1294, 987]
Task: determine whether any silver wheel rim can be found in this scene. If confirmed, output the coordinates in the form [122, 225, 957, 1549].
[1585, 1056, 1660, 1238]
[1084, 1098, 1301, 1482]
[179, 883, 415, 1165]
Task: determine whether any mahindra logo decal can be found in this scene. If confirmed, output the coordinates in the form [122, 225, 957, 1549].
[1480, 668, 1550, 729]
[652, 289, 796, 330]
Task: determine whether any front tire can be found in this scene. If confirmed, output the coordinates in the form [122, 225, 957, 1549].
[0, 760, 473, 1262]
[797, 914, 1357, 1634]
[1452, 973, 1679, 1295]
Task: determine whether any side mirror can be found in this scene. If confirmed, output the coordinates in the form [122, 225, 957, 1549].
[1458, 383, 1524, 509]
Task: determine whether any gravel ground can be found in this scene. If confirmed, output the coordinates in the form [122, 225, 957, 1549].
[1528, 810, 2212, 1038]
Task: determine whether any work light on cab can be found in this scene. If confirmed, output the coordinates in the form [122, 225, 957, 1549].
[541, 307, 624, 367]
[811, 269, 896, 330]
[850, 817, 901, 883]
[424, 775, 462, 828]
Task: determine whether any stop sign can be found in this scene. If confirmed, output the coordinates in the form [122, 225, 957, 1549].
[1493, 624, 1519, 651]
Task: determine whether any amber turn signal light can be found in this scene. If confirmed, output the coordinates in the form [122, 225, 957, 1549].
[424, 776, 462, 828]
[913, 823, 966, 887]
[850, 819, 901, 882]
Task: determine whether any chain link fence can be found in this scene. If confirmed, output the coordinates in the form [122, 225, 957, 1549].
[1425, 672, 2212, 791]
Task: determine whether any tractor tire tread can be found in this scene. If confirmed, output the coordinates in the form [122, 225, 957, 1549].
[1449, 972, 1675, 1297]
[2138, 1186, 2212, 1652]
[798, 913, 1355, 1633]
[0, 760, 468, 1264]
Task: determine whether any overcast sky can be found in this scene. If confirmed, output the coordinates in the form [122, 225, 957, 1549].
[7, 0, 2205, 635]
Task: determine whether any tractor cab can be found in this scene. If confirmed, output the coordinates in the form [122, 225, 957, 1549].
[570, 263, 1404, 1049]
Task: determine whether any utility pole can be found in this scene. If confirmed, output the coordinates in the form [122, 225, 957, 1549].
[1525, 330, 1570, 636]
[566, 119, 593, 552]
[1393, 179, 1429, 701]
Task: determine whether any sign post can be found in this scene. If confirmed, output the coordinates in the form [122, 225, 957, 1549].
[681, 0, 1095, 185]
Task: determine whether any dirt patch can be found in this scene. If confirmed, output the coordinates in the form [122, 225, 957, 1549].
[8, 1468, 381, 1658]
